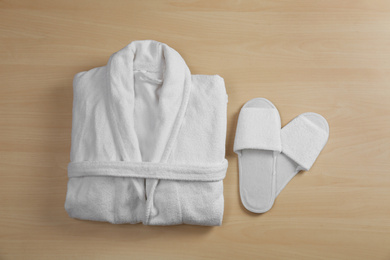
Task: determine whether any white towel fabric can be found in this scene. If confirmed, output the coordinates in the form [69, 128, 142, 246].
[276, 112, 329, 196]
[65, 40, 228, 226]
[234, 99, 329, 213]
[234, 98, 282, 213]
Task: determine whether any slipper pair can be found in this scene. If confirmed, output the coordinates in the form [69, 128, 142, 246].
[233, 98, 329, 213]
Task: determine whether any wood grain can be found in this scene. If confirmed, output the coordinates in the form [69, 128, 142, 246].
[1, 0, 389, 259]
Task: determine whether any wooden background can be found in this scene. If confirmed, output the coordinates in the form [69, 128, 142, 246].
[1, 0, 389, 259]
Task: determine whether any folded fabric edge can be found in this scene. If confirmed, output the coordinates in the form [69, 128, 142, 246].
[68, 159, 228, 182]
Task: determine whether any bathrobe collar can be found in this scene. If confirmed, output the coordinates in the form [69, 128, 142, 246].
[106, 40, 192, 163]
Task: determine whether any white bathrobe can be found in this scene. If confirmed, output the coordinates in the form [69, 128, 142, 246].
[65, 40, 228, 226]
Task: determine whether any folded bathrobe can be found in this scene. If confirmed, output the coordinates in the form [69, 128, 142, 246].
[65, 40, 228, 226]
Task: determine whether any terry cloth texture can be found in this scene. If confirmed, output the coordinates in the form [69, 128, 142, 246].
[65, 40, 228, 226]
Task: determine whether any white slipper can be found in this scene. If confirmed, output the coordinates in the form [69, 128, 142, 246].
[276, 112, 329, 197]
[234, 98, 282, 213]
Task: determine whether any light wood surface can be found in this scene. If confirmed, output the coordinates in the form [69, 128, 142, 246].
[1, 0, 390, 259]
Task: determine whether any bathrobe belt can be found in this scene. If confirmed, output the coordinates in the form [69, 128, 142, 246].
[68, 160, 228, 182]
